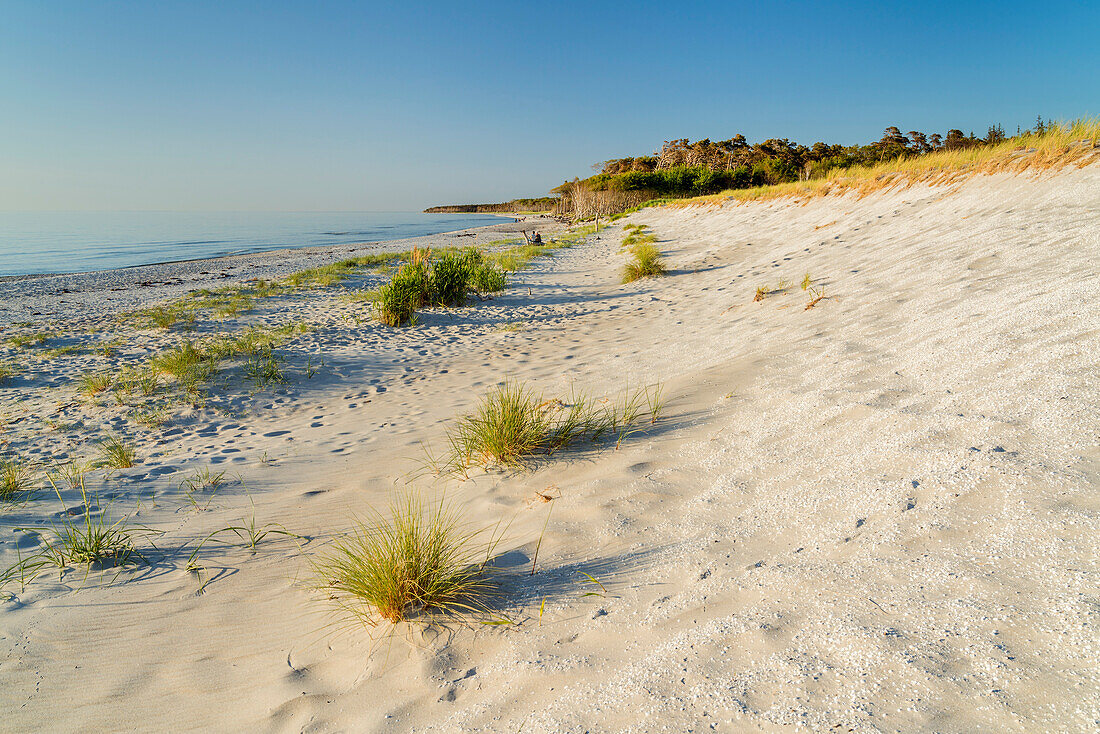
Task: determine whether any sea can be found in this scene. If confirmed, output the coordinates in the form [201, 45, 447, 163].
[0, 211, 508, 277]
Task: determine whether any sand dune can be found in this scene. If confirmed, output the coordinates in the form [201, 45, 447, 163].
[1, 165, 1098, 732]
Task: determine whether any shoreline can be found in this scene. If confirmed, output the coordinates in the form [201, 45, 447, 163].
[0, 214, 557, 325]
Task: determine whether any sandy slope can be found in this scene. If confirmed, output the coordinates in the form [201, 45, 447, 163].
[1, 166, 1098, 733]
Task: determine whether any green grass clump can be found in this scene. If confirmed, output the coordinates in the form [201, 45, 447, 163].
[1, 479, 162, 592]
[0, 361, 15, 385]
[244, 347, 287, 389]
[153, 340, 217, 391]
[51, 460, 90, 490]
[315, 491, 498, 626]
[131, 406, 167, 428]
[39, 478, 156, 572]
[471, 261, 507, 293]
[375, 260, 431, 326]
[443, 380, 664, 472]
[6, 331, 51, 349]
[430, 251, 474, 307]
[1, 460, 34, 504]
[79, 371, 113, 397]
[141, 304, 196, 330]
[98, 434, 136, 470]
[138, 369, 160, 396]
[623, 242, 666, 283]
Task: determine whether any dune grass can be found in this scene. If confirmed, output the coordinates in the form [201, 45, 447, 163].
[51, 460, 90, 490]
[373, 247, 509, 326]
[442, 380, 664, 473]
[0, 361, 15, 385]
[670, 119, 1100, 208]
[131, 406, 167, 428]
[375, 262, 429, 326]
[5, 331, 52, 349]
[153, 340, 217, 392]
[315, 491, 499, 626]
[623, 242, 666, 283]
[98, 434, 136, 470]
[40, 478, 158, 575]
[78, 371, 113, 397]
[148, 323, 305, 392]
[179, 467, 228, 494]
[244, 347, 287, 389]
[1, 460, 34, 505]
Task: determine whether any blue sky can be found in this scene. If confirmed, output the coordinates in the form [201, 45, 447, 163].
[1, 1, 1096, 211]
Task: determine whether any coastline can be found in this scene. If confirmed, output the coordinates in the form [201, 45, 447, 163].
[0, 214, 556, 325]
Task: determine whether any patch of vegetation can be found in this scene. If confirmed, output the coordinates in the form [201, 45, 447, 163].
[98, 434, 136, 470]
[805, 284, 827, 310]
[42, 344, 87, 359]
[52, 461, 90, 490]
[442, 380, 664, 473]
[149, 323, 306, 392]
[153, 340, 217, 392]
[375, 262, 429, 327]
[430, 251, 475, 307]
[314, 491, 499, 626]
[5, 331, 52, 349]
[623, 242, 666, 283]
[137, 369, 160, 396]
[131, 406, 167, 429]
[0, 361, 16, 385]
[3, 479, 161, 588]
[180, 467, 228, 494]
[472, 262, 507, 293]
[79, 371, 113, 397]
[1, 460, 34, 505]
[140, 304, 196, 331]
[244, 347, 287, 390]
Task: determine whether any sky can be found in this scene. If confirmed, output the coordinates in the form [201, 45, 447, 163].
[1, 1, 1096, 212]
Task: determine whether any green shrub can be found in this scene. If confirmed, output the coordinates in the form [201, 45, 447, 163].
[472, 263, 507, 293]
[431, 251, 472, 307]
[375, 263, 427, 326]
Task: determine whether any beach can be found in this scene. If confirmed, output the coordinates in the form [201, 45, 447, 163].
[0, 216, 556, 326]
[1, 163, 1098, 733]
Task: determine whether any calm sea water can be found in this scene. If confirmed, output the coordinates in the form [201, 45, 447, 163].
[0, 211, 508, 277]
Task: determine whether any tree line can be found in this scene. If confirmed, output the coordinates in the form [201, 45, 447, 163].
[558, 116, 1053, 200]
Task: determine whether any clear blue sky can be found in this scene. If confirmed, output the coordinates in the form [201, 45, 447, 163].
[1, 1, 1095, 211]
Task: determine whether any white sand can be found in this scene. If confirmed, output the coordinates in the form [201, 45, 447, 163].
[1, 166, 1097, 732]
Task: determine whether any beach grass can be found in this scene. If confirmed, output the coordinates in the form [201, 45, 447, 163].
[244, 347, 287, 390]
[442, 380, 663, 472]
[6, 331, 52, 349]
[179, 467, 228, 494]
[98, 434, 136, 470]
[33, 478, 158, 575]
[623, 242, 666, 283]
[1, 460, 35, 505]
[51, 460, 90, 490]
[315, 491, 499, 626]
[79, 371, 113, 397]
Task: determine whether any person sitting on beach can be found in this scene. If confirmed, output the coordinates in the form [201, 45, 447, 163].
[532, 231, 542, 244]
